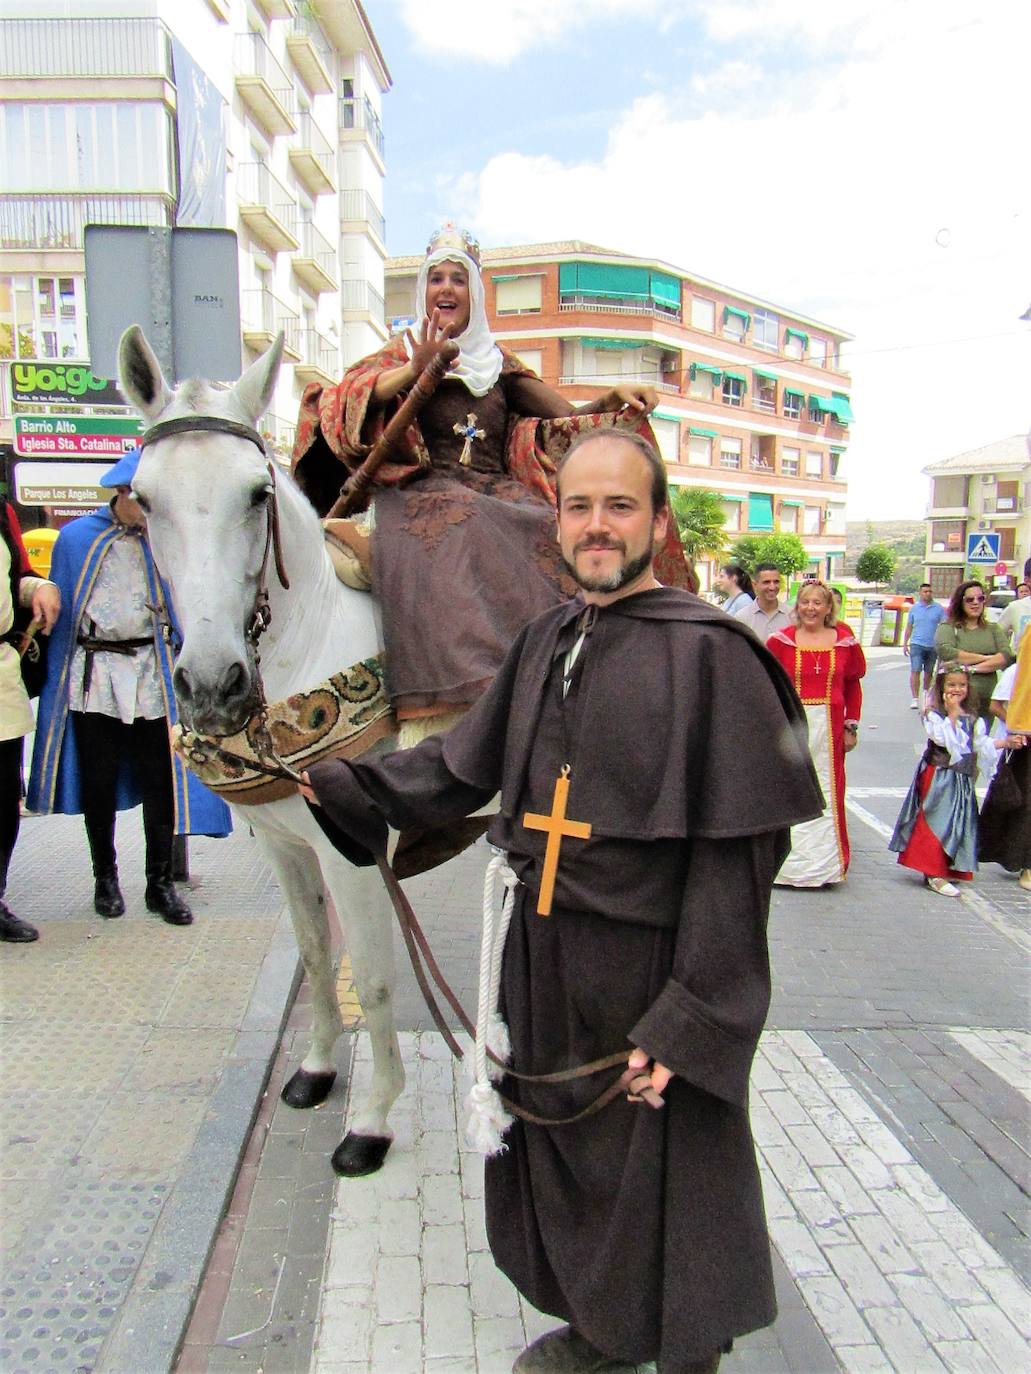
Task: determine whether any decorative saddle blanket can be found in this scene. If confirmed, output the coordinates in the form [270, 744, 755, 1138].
[173, 656, 394, 805]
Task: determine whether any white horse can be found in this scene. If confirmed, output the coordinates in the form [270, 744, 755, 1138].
[119, 325, 406, 1177]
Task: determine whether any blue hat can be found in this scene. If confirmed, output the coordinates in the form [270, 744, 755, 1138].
[99, 447, 142, 488]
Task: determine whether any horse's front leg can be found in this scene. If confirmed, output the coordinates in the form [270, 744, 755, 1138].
[258, 831, 345, 1109]
[320, 853, 405, 1177]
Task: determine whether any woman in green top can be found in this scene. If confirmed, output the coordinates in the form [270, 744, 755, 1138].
[934, 580, 1014, 717]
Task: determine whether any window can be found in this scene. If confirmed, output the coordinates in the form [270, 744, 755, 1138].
[690, 297, 715, 331]
[930, 566, 963, 599]
[995, 480, 1019, 512]
[784, 328, 807, 359]
[803, 506, 821, 535]
[929, 520, 965, 552]
[0, 101, 175, 193]
[780, 503, 799, 533]
[650, 416, 679, 463]
[748, 493, 774, 531]
[805, 450, 823, 479]
[722, 306, 749, 341]
[783, 389, 803, 420]
[829, 449, 845, 480]
[781, 446, 800, 477]
[0, 273, 87, 359]
[514, 347, 543, 376]
[685, 432, 713, 466]
[825, 504, 847, 535]
[720, 437, 742, 470]
[808, 336, 826, 367]
[998, 526, 1016, 559]
[754, 372, 777, 412]
[689, 365, 717, 398]
[753, 310, 779, 349]
[750, 439, 772, 471]
[494, 275, 542, 314]
[722, 498, 743, 531]
[721, 373, 746, 407]
[931, 476, 967, 508]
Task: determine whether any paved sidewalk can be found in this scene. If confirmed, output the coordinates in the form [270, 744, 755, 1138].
[0, 809, 295, 1374]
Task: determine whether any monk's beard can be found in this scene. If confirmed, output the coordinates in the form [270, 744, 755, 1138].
[563, 543, 653, 593]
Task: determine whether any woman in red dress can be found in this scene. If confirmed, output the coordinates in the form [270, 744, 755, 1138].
[767, 581, 866, 886]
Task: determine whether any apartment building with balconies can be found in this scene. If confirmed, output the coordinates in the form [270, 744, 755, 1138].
[922, 436, 1030, 598]
[0, 0, 389, 473]
[386, 241, 852, 590]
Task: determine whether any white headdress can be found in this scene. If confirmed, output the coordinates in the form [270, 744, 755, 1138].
[408, 224, 503, 397]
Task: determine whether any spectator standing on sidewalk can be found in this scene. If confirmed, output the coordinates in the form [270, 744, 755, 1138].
[28, 450, 231, 926]
[997, 580, 1031, 654]
[933, 580, 1012, 720]
[0, 503, 60, 943]
[716, 563, 754, 617]
[734, 563, 791, 643]
[903, 583, 945, 709]
[889, 663, 1024, 896]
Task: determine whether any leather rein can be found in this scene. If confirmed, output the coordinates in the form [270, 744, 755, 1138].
[139, 413, 639, 1126]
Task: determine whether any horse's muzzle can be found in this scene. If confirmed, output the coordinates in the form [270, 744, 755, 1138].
[173, 658, 258, 736]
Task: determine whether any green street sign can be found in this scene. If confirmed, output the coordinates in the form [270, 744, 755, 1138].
[14, 414, 143, 458]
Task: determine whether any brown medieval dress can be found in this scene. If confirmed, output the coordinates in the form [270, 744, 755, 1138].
[293, 339, 692, 719]
[307, 590, 823, 1367]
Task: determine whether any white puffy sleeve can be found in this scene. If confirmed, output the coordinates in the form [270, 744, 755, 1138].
[971, 716, 1001, 783]
[925, 712, 998, 780]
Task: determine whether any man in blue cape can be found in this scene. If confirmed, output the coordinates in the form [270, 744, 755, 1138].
[28, 448, 231, 924]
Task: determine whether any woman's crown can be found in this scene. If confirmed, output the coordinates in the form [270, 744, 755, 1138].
[426, 222, 481, 267]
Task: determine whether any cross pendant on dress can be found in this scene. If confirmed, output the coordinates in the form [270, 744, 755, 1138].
[453, 412, 485, 466]
[521, 764, 592, 917]
[814, 657, 822, 674]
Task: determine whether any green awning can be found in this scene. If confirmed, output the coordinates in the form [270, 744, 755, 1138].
[753, 368, 778, 382]
[581, 336, 644, 351]
[723, 306, 750, 328]
[809, 394, 833, 413]
[827, 550, 844, 559]
[748, 492, 774, 531]
[722, 370, 747, 386]
[829, 445, 846, 454]
[650, 271, 681, 306]
[492, 274, 521, 282]
[721, 493, 746, 502]
[783, 388, 804, 402]
[831, 393, 855, 423]
[785, 327, 809, 347]
[690, 363, 723, 381]
[559, 261, 650, 299]
[688, 426, 717, 437]
[780, 499, 804, 507]
[653, 409, 682, 423]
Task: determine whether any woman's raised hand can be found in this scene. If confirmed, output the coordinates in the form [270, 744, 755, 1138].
[405, 309, 458, 379]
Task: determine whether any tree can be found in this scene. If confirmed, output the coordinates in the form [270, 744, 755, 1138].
[893, 566, 923, 595]
[856, 543, 897, 586]
[729, 533, 808, 578]
[669, 488, 727, 560]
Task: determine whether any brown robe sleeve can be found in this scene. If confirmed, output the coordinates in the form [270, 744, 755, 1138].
[628, 829, 788, 1108]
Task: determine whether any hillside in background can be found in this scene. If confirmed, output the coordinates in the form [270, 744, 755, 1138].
[845, 520, 925, 591]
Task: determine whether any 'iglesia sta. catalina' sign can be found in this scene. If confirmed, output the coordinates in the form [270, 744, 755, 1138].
[9, 362, 125, 407]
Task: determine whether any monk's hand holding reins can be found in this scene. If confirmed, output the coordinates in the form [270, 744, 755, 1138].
[624, 1047, 671, 1110]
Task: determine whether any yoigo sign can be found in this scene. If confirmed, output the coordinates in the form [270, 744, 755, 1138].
[8, 362, 125, 407]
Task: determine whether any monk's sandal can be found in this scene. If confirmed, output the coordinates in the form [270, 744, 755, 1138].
[512, 1325, 637, 1374]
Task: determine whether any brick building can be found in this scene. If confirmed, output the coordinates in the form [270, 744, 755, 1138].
[386, 241, 852, 591]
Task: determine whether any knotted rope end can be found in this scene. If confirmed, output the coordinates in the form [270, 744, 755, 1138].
[464, 1081, 513, 1156]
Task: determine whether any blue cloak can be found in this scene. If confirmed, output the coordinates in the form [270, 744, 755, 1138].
[27, 505, 232, 837]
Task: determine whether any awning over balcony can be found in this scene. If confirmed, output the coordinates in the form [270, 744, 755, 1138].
[721, 493, 746, 502]
[690, 363, 723, 381]
[753, 368, 778, 382]
[748, 493, 774, 530]
[785, 327, 809, 347]
[780, 499, 804, 507]
[723, 306, 750, 329]
[559, 261, 681, 307]
[784, 388, 805, 403]
[831, 393, 855, 423]
[581, 336, 644, 350]
[688, 426, 718, 437]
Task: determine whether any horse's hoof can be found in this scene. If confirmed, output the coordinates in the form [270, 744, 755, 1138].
[282, 1067, 336, 1109]
[331, 1132, 392, 1177]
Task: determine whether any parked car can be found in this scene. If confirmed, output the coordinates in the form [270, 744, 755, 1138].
[986, 589, 1016, 624]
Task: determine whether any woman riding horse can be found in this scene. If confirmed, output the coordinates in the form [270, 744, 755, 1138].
[293, 224, 691, 729]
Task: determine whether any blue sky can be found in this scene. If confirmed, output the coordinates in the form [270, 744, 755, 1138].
[365, 0, 1030, 520]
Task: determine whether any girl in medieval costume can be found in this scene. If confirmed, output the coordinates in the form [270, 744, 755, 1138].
[889, 663, 1025, 897]
[292, 225, 692, 735]
[767, 580, 866, 887]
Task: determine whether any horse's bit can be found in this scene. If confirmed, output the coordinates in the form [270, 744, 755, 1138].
[139, 414, 298, 782]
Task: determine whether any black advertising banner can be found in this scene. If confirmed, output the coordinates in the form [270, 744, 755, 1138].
[8, 362, 125, 407]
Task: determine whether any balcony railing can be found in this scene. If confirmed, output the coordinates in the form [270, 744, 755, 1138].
[558, 294, 682, 323]
[241, 288, 301, 359]
[286, 10, 333, 93]
[289, 111, 335, 195]
[234, 32, 297, 136]
[0, 16, 173, 78]
[295, 327, 339, 384]
[339, 95, 385, 161]
[341, 279, 385, 326]
[559, 373, 679, 393]
[292, 219, 336, 294]
[0, 192, 173, 250]
[340, 189, 386, 246]
[236, 162, 298, 252]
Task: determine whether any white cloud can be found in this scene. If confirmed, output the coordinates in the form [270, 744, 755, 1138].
[434, 4, 1031, 517]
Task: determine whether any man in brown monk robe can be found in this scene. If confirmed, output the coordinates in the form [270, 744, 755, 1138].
[301, 431, 823, 1374]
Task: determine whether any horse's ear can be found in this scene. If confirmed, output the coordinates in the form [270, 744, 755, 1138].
[230, 333, 284, 425]
[118, 326, 172, 420]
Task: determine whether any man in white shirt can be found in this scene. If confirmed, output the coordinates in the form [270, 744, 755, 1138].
[997, 582, 1031, 653]
[735, 564, 792, 643]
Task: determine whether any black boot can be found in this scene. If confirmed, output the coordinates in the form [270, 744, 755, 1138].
[94, 869, 125, 918]
[512, 1327, 634, 1373]
[145, 824, 193, 926]
[0, 900, 39, 943]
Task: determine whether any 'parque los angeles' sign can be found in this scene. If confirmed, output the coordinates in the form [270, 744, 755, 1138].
[8, 362, 125, 407]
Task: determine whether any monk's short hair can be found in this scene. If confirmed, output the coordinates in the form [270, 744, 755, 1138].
[557, 430, 669, 515]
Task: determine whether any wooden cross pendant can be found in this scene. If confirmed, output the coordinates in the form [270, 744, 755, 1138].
[521, 764, 592, 916]
[453, 412, 485, 466]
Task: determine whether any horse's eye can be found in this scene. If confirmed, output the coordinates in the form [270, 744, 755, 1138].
[251, 486, 272, 509]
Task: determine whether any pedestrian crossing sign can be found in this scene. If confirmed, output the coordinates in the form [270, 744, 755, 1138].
[966, 532, 1000, 563]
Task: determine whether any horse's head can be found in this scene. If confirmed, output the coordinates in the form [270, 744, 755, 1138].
[119, 326, 285, 736]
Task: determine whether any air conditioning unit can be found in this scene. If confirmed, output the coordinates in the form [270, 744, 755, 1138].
[982, 474, 994, 483]
[977, 519, 993, 530]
